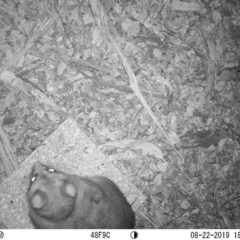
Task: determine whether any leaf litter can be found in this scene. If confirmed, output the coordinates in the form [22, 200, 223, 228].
[0, 0, 240, 228]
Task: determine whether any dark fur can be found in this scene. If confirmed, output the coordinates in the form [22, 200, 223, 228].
[26, 162, 135, 229]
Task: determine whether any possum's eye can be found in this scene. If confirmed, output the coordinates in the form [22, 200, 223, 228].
[48, 168, 55, 172]
[31, 176, 36, 182]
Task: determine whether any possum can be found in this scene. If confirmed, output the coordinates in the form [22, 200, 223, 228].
[26, 161, 135, 229]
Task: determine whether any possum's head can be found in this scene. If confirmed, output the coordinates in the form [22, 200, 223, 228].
[27, 162, 77, 220]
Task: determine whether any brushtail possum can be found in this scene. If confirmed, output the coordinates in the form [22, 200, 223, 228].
[26, 162, 135, 229]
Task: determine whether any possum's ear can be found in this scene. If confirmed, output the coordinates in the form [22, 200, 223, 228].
[90, 186, 103, 203]
[63, 182, 77, 198]
[31, 190, 48, 209]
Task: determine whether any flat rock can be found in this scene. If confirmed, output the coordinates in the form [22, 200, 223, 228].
[0, 118, 145, 229]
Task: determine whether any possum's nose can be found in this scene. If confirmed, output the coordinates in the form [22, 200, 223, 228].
[32, 161, 47, 174]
